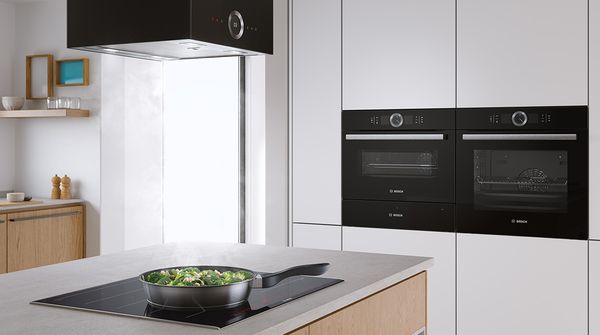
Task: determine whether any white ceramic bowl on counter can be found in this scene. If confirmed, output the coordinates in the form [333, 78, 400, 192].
[7, 193, 25, 202]
[2, 97, 25, 111]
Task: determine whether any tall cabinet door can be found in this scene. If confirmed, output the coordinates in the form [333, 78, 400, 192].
[291, 0, 341, 225]
[591, 0, 600, 240]
[0, 214, 6, 274]
[457, 234, 587, 335]
[343, 0, 455, 110]
[591, 241, 600, 335]
[457, 0, 587, 107]
[7, 206, 84, 272]
[292, 224, 341, 251]
[344, 227, 455, 335]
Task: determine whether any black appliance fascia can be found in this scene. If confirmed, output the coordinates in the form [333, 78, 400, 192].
[342, 109, 456, 233]
[67, 0, 273, 61]
[456, 106, 588, 240]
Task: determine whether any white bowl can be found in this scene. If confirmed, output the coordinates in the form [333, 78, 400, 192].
[7, 193, 25, 202]
[2, 97, 25, 111]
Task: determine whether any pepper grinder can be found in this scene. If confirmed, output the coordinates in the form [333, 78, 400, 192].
[60, 175, 72, 200]
[51, 174, 61, 199]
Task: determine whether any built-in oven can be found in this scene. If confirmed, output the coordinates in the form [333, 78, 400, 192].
[456, 106, 588, 240]
[342, 109, 455, 232]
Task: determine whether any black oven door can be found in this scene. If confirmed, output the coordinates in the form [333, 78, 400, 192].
[342, 131, 455, 203]
[456, 131, 588, 239]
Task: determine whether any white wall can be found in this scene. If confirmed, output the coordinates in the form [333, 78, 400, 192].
[121, 60, 163, 251]
[99, 55, 125, 254]
[245, 56, 266, 245]
[244, 0, 290, 246]
[0, 2, 15, 98]
[163, 58, 240, 244]
[100, 56, 164, 254]
[0, 2, 16, 191]
[12, 0, 102, 256]
[265, 0, 289, 246]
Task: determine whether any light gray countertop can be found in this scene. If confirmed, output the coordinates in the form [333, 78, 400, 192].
[0, 242, 432, 335]
[0, 198, 84, 213]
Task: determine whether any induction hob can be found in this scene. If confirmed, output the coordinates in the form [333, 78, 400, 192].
[31, 275, 343, 329]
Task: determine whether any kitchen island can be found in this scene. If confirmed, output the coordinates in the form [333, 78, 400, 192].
[0, 242, 432, 335]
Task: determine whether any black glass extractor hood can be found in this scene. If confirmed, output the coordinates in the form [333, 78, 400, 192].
[67, 0, 273, 61]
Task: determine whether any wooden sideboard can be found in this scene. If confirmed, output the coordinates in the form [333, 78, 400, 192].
[0, 205, 85, 273]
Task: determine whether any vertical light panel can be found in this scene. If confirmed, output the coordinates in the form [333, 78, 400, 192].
[163, 57, 240, 244]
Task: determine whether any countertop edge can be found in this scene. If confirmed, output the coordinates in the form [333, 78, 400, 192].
[0, 198, 85, 214]
[257, 257, 434, 335]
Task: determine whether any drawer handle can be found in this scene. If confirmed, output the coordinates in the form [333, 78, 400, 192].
[462, 133, 577, 141]
[9, 211, 81, 222]
[346, 134, 446, 141]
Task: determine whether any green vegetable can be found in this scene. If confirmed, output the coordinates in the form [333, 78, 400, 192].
[144, 268, 253, 287]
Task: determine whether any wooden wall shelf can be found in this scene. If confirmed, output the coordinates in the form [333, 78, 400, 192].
[0, 109, 90, 118]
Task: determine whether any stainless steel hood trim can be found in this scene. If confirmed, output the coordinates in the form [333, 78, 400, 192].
[72, 47, 178, 62]
[75, 39, 261, 62]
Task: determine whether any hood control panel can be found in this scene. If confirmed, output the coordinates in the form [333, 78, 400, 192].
[228, 10, 244, 39]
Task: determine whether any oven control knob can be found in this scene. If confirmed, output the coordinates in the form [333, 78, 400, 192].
[512, 111, 528, 127]
[390, 113, 404, 128]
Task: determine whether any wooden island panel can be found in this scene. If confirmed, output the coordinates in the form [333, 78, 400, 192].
[287, 328, 309, 335]
[288, 272, 427, 335]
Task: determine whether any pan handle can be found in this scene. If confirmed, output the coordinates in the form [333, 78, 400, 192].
[255, 263, 330, 288]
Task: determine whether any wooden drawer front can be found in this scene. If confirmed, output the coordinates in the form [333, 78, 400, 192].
[0, 214, 6, 274]
[7, 206, 84, 272]
[287, 272, 427, 335]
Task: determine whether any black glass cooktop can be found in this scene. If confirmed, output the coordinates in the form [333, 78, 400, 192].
[31, 275, 343, 329]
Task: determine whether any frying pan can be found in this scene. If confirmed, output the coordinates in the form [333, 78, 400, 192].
[140, 263, 330, 310]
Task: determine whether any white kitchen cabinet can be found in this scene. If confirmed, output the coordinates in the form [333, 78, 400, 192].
[343, 227, 455, 335]
[291, 0, 341, 225]
[590, 0, 600, 240]
[457, 0, 587, 107]
[591, 241, 600, 335]
[292, 224, 341, 250]
[343, 0, 455, 110]
[457, 234, 587, 335]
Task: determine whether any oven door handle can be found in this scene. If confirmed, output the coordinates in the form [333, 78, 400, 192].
[345, 134, 446, 141]
[461, 133, 577, 141]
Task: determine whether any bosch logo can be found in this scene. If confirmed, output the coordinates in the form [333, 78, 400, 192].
[389, 189, 405, 194]
[511, 219, 528, 224]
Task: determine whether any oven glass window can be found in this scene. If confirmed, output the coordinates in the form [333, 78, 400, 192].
[473, 150, 568, 213]
[362, 151, 439, 178]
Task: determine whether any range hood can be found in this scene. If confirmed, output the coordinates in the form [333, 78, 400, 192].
[67, 0, 273, 61]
